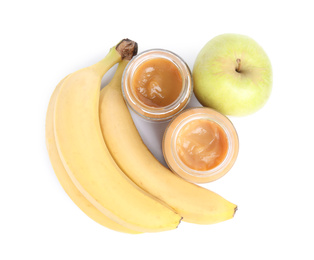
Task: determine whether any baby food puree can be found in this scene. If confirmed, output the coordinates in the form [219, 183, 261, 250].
[176, 119, 229, 171]
[122, 49, 192, 121]
[132, 58, 183, 107]
[163, 108, 239, 183]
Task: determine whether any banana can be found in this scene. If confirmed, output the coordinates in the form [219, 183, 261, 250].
[53, 40, 181, 233]
[99, 55, 237, 225]
[46, 76, 140, 234]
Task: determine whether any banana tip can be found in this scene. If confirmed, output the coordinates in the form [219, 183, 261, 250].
[233, 206, 238, 217]
[176, 216, 183, 229]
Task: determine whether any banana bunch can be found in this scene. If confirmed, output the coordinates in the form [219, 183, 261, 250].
[46, 39, 237, 234]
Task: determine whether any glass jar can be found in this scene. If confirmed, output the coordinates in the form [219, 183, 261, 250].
[122, 49, 193, 121]
[162, 107, 239, 183]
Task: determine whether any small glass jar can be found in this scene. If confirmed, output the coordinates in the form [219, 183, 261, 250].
[162, 107, 239, 183]
[122, 49, 193, 121]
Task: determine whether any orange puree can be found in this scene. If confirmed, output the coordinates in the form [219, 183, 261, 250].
[132, 58, 182, 107]
[176, 119, 229, 171]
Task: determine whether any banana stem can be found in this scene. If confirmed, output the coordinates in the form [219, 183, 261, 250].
[116, 39, 138, 60]
[107, 39, 138, 90]
[92, 39, 138, 77]
[108, 60, 129, 89]
[92, 47, 122, 77]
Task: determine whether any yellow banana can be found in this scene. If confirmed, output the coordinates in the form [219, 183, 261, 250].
[99, 56, 237, 225]
[53, 40, 181, 233]
[46, 76, 140, 234]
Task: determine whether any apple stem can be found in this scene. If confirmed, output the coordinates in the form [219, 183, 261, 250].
[236, 58, 241, 73]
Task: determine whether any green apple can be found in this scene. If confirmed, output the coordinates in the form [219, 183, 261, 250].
[193, 33, 272, 116]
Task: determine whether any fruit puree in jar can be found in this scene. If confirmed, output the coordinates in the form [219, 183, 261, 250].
[132, 58, 183, 107]
[162, 107, 239, 183]
[176, 119, 229, 171]
[122, 49, 192, 121]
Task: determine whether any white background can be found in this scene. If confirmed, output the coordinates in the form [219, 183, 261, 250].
[1, 0, 314, 259]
